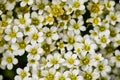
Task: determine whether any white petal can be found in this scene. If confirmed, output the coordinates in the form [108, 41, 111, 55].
[20, 2, 26, 7]
[17, 68, 22, 74]
[46, 38, 52, 44]
[13, 58, 18, 64]
[12, 44, 18, 50]
[7, 64, 13, 70]
[52, 34, 59, 40]
[17, 32, 23, 38]
[11, 38, 16, 43]
[4, 35, 11, 41]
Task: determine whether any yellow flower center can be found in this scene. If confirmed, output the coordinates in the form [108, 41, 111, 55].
[51, 5, 64, 17]
[20, 71, 27, 79]
[83, 44, 90, 52]
[81, 57, 90, 66]
[68, 57, 75, 65]
[30, 48, 37, 56]
[32, 33, 39, 40]
[38, 3, 45, 10]
[73, 23, 80, 30]
[46, 31, 53, 38]
[68, 37, 75, 45]
[30, 59, 36, 64]
[0, 3, 6, 11]
[75, 10, 82, 17]
[47, 16, 54, 23]
[92, 31, 98, 36]
[51, 58, 59, 65]
[110, 30, 117, 37]
[110, 15, 117, 21]
[42, 43, 51, 53]
[70, 74, 78, 80]
[37, 71, 43, 78]
[20, 18, 26, 24]
[106, 2, 111, 8]
[58, 42, 64, 49]
[91, 4, 100, 13]
[84, 73, 93, 80]
[6, 56, 13, 63]
[59, 75, 66, 80]
[2, 21, 8, 27]
[32, 18, 40, 26]
[9, 32, 17, 38]
[99, 26, 106, 32]
[116, 55, 120, 62]
[18, 41, 26, 49]
[100, 37, 107, 43]
[93, 18, 99, 25]
[73, 1, 80, 8]
[25, 26, 30, 32]
[46, 73, 55, 80]
[98, 64, 105, 72]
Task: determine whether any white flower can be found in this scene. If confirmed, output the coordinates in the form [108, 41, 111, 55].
[39, 57, 48, 69]
[46, 52, 65, 69]
[105, 0, 115, 11]
[11, 38, 29, 56]
[63, 51, 79, 68]
[68, 69, 83, 80]
[110, 50, 120, 68]
[27, 58, 38, 68]
[106, 11, 120, 25]
[113, 35, 120, 47]
[89, 29, 99, 40]
[55, 71, 69, 80]
[81, 35, 97, 55]
[94, 59, 111, 77]
[69, 19, 86, 34]
[96, 35, 110, 48]
[64, 5, 73, 15]
[57, 40, 66, 53]
[31, 12, 44, 29]
[74, 43, 82, 55]
[23, 25, 36, 35]
[79, 54, 93, 71]
[109, 26, 120, 41]
[82, 68, 99, 80]
[4, 26, 23, 43]
[45, 14, 54, 25]
[26, 44, 43, 60]
[27, 27, 44, 45]
[42, 68, 56, 80]
[72, 0, 85, 10]
[86, 17, 101, 26]
[15, 67, 30, 80]
[0, 17, 12, 28]
[43, 27, 59, 44]
[1, 53, 18, 70]
[20, 0, 33, 7]
[92, 53, 104, 66]
[95, 25, 110, 36]
[87, 2, 104, 17]
[14, 13, 31, 28]
[63, 31, 80, 50]
[32, 0, 48, 15]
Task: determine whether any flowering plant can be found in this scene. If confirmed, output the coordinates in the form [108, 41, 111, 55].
[0, 0, 120, 80]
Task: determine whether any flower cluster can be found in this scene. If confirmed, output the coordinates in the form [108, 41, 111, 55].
[0, 0, 120, 80]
